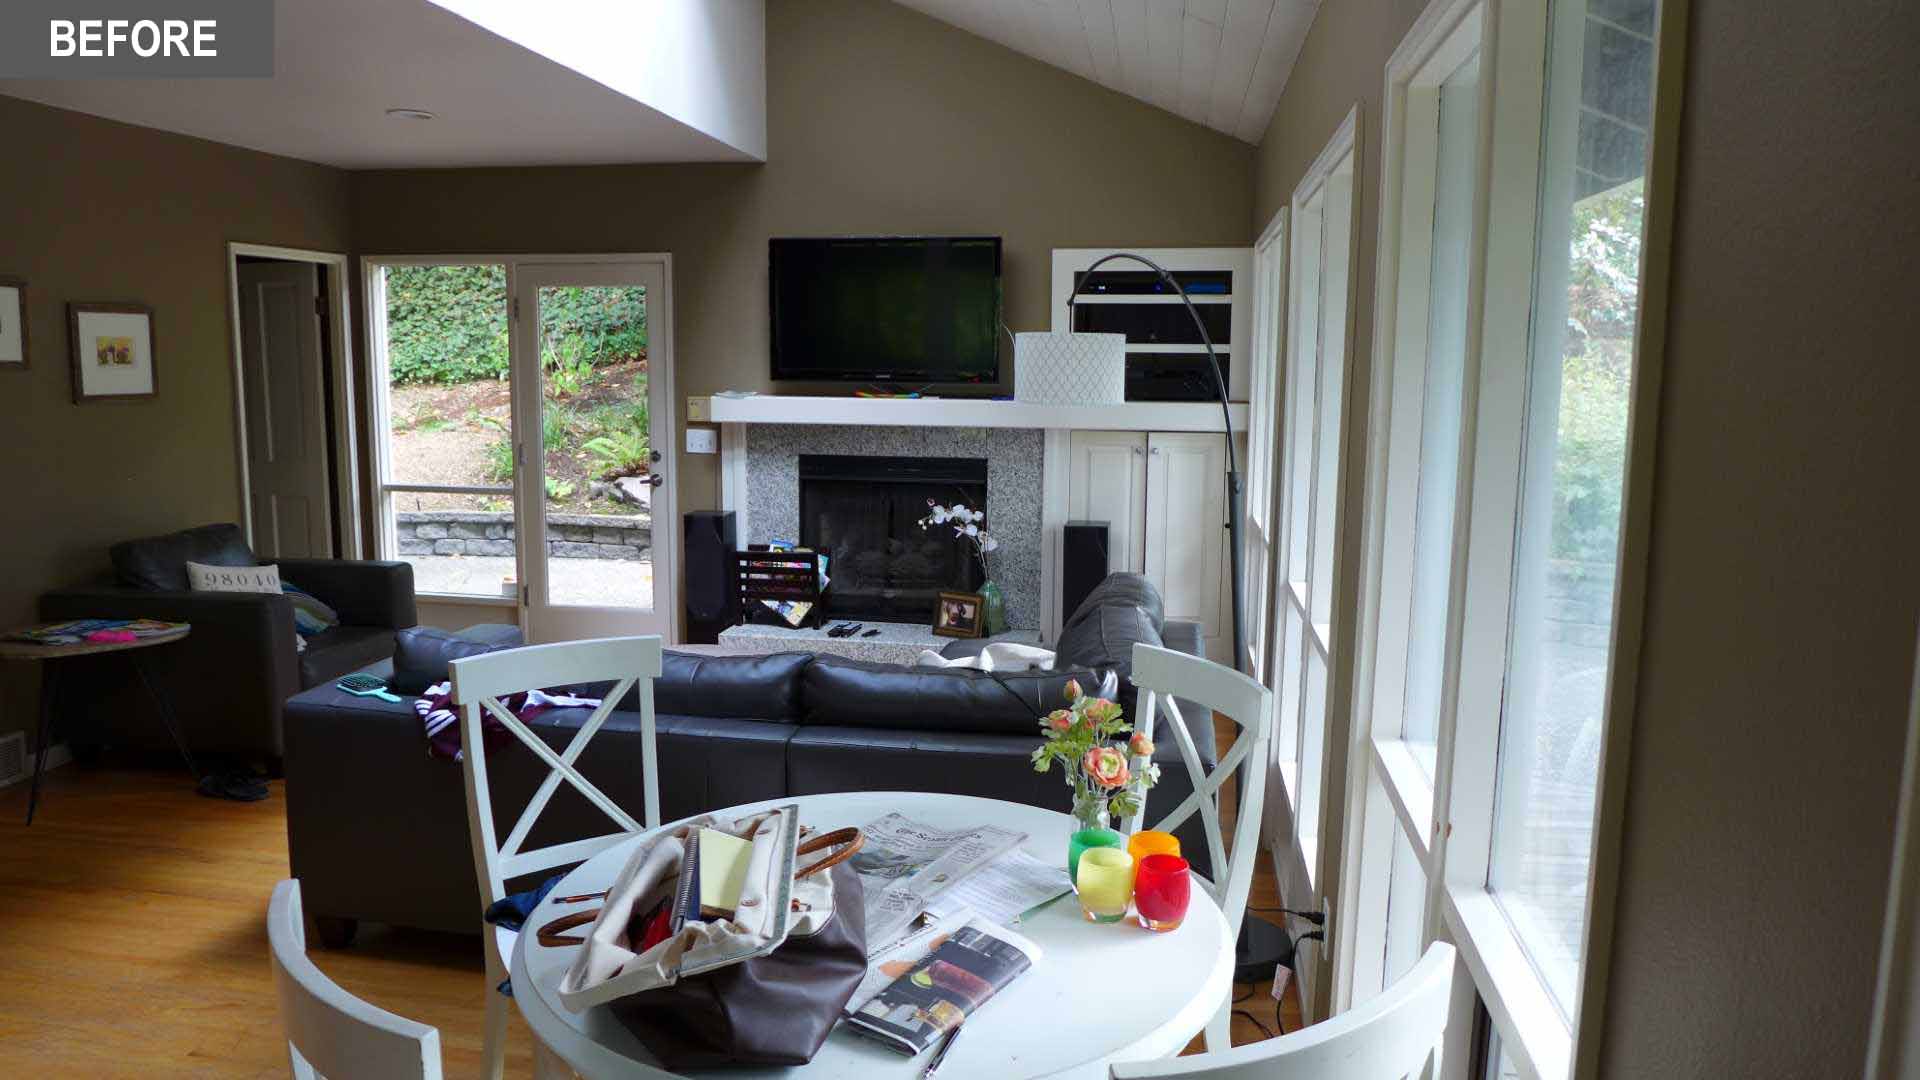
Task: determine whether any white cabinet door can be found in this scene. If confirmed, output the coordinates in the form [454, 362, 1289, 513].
[1144, 432, 1228, 658]
[1067, 431, 1147, 574]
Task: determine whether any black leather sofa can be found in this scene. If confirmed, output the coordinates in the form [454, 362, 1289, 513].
[281, 574, 1215, 944]
[41, 523, 417, 761]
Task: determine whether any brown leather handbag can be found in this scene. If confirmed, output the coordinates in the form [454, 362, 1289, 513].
[541, 810, 868, 1069]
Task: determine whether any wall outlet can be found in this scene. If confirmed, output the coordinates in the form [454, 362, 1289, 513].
[684, 426, 719, 454]
[686, 395, 712, 422]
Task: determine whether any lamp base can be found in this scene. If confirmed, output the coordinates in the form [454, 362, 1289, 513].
[1234, 914, 1296, 985]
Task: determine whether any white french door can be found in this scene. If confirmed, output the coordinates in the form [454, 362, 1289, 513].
[367, 255, 675, 643]
[512, 260, 676, 642]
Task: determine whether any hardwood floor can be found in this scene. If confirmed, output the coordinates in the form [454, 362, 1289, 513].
[0, 762, 1298, 1077]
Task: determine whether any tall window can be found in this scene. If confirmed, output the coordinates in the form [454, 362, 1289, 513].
[1269, 109, 1359, 911]
[1341, 0, 1666, 1072]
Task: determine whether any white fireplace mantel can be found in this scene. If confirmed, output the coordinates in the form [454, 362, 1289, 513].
[715, 395, 1247, 648]
[708, 393, 1246, 432]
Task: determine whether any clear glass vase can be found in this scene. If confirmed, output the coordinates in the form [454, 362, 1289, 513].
[1065, 770, 1120, 885]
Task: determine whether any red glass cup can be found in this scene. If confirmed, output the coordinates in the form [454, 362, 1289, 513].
[1133, 853, 1191, 932]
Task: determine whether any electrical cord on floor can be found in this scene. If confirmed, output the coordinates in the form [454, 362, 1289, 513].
[1248, 905, 1326, 925]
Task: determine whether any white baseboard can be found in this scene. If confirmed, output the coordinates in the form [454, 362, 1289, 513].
[0, 740, 71, 790]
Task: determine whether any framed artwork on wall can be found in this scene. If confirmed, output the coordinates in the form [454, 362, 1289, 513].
[0, 277, 26, 370]
[69, 302, 157, 403]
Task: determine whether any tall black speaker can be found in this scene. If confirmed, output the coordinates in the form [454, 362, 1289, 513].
[1062, 520, 1110, 624]
[684, 510, 737, 644]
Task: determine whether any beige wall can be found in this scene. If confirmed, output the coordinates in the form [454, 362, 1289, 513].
[349, 0, 1255, 551]
[1247, 0, 1428, 1021]
[1594, 2, 1920, 1075]
[0, 95, 353, 745]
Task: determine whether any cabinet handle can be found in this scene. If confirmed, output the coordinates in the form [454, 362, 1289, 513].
[1133, 446, 1144, 456]
[1150, 446, 1161, 455]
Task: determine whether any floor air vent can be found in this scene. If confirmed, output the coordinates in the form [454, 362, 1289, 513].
[0, 731, 26, 790]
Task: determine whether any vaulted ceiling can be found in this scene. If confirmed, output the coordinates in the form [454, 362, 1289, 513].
[893, 0, 1320, 144]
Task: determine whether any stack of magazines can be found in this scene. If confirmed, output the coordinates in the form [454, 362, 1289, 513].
[7, 619, 185, 645]
[844, 918, 1042, 1055]
[836, 813, 1074, 1057]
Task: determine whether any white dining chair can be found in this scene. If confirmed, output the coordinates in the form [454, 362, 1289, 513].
[451, 635, 665, 1080]
[1122, 642, 1274, 1052]
[1109, 943, 1458, 1079]
[269, 879, 443, 1080]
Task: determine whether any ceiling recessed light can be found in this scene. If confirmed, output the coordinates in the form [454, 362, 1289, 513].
[385, 108, 436, 121]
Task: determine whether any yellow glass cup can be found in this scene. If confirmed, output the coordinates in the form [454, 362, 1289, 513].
[1076, 846, 1135, 923]
[1128, 830, 1181, 865]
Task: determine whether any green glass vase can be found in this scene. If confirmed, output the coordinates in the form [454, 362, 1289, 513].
[979, 579, 1008, 636]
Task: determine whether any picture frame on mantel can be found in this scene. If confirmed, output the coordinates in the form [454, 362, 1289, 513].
[0, 277, 27, 370]
[69, 302, 157, 403]
[933, 590, 985, 639]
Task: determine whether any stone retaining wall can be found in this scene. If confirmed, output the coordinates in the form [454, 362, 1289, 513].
[1545, 558, 1616, 648]
[396, 511, 651, 561]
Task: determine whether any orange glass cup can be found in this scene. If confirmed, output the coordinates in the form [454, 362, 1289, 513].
[1128, 829, 1181, 865]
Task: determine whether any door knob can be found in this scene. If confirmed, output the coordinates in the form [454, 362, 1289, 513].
[643, 473, 665, 488]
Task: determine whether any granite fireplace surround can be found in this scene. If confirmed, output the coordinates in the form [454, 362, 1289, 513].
[742, 424, 1044, 630]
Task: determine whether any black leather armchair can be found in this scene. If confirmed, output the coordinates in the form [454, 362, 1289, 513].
[40, 524, 416, 761]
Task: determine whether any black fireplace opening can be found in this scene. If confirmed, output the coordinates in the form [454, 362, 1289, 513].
[799, 454, 987, 622]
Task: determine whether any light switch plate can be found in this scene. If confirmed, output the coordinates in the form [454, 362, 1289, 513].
[686, 395, 712, 422]
[684, 426, 719, 454]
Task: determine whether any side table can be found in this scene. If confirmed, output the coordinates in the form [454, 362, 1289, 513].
[0, 624, 197, 824]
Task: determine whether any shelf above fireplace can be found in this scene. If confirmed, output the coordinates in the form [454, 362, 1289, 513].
[708, 394, 1246, 433]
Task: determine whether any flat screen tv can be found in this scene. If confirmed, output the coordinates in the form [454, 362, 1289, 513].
[770, 236, 1002, 383]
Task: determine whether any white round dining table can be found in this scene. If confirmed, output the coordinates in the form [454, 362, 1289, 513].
[511, 790, 1234, 1080]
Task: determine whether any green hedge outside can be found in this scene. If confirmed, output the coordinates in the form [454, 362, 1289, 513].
[383, 265, 647, 385]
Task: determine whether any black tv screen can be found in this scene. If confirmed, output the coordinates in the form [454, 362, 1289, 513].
[770, 236, 1002, 383]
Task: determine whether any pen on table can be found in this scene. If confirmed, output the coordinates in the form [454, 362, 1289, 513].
[923, 1023, 962, 1078]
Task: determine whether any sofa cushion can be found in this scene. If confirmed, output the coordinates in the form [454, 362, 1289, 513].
[112, 523, 256, 591]
[1054, 601, 1163, 675]
[390, 624, 523, 694]
[299, 626, 405, 689]
[585, 650, 812, 721]
[657, 650, 811, 721]
[1061, 571, 1164, 636]
[799, 653, 1113, 736]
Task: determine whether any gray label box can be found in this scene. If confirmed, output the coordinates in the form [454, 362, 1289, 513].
[0, 0, 274, 78]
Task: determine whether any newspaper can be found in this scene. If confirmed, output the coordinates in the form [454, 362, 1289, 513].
[922, 846, 1072, 927]
[844, 917, 1042, 1056]
[851, 813, 1024, 953]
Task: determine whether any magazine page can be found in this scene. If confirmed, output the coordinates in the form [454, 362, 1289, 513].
[846, 910, 972, 1014]
[843, 920, 1043, 1056]
[852, 813, 1025, 951]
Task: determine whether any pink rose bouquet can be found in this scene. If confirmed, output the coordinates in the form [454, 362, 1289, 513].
[1030, 676, 1160, 827]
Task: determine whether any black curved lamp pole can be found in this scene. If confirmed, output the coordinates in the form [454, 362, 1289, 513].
[1066, 252, 1246, 673]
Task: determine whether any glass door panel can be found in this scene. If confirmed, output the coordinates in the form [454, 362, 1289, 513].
[374, 262, 518, 600]
[514, 262, 673, 642]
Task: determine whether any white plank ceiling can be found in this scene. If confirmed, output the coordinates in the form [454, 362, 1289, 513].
[893, 0, 1321, 144]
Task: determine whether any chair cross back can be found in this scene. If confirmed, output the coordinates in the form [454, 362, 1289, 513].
[1123, 643, 1273, 944]
[451, 636, 665, 902]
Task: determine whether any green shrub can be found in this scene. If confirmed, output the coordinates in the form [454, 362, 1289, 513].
[383, 266, 647, 385]
[583, 430, 651, 480]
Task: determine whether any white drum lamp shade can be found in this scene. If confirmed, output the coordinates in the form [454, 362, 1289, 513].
[1014, 331, 1127, 405]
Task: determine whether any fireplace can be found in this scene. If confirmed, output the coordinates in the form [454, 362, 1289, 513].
[799, 454, 987, 621]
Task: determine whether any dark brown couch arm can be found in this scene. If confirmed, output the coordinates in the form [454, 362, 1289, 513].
[276, 559, 417, 629]
[38, 585, 302, 757]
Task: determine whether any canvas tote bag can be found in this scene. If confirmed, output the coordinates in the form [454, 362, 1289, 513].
[536, 806, 868, 1068]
